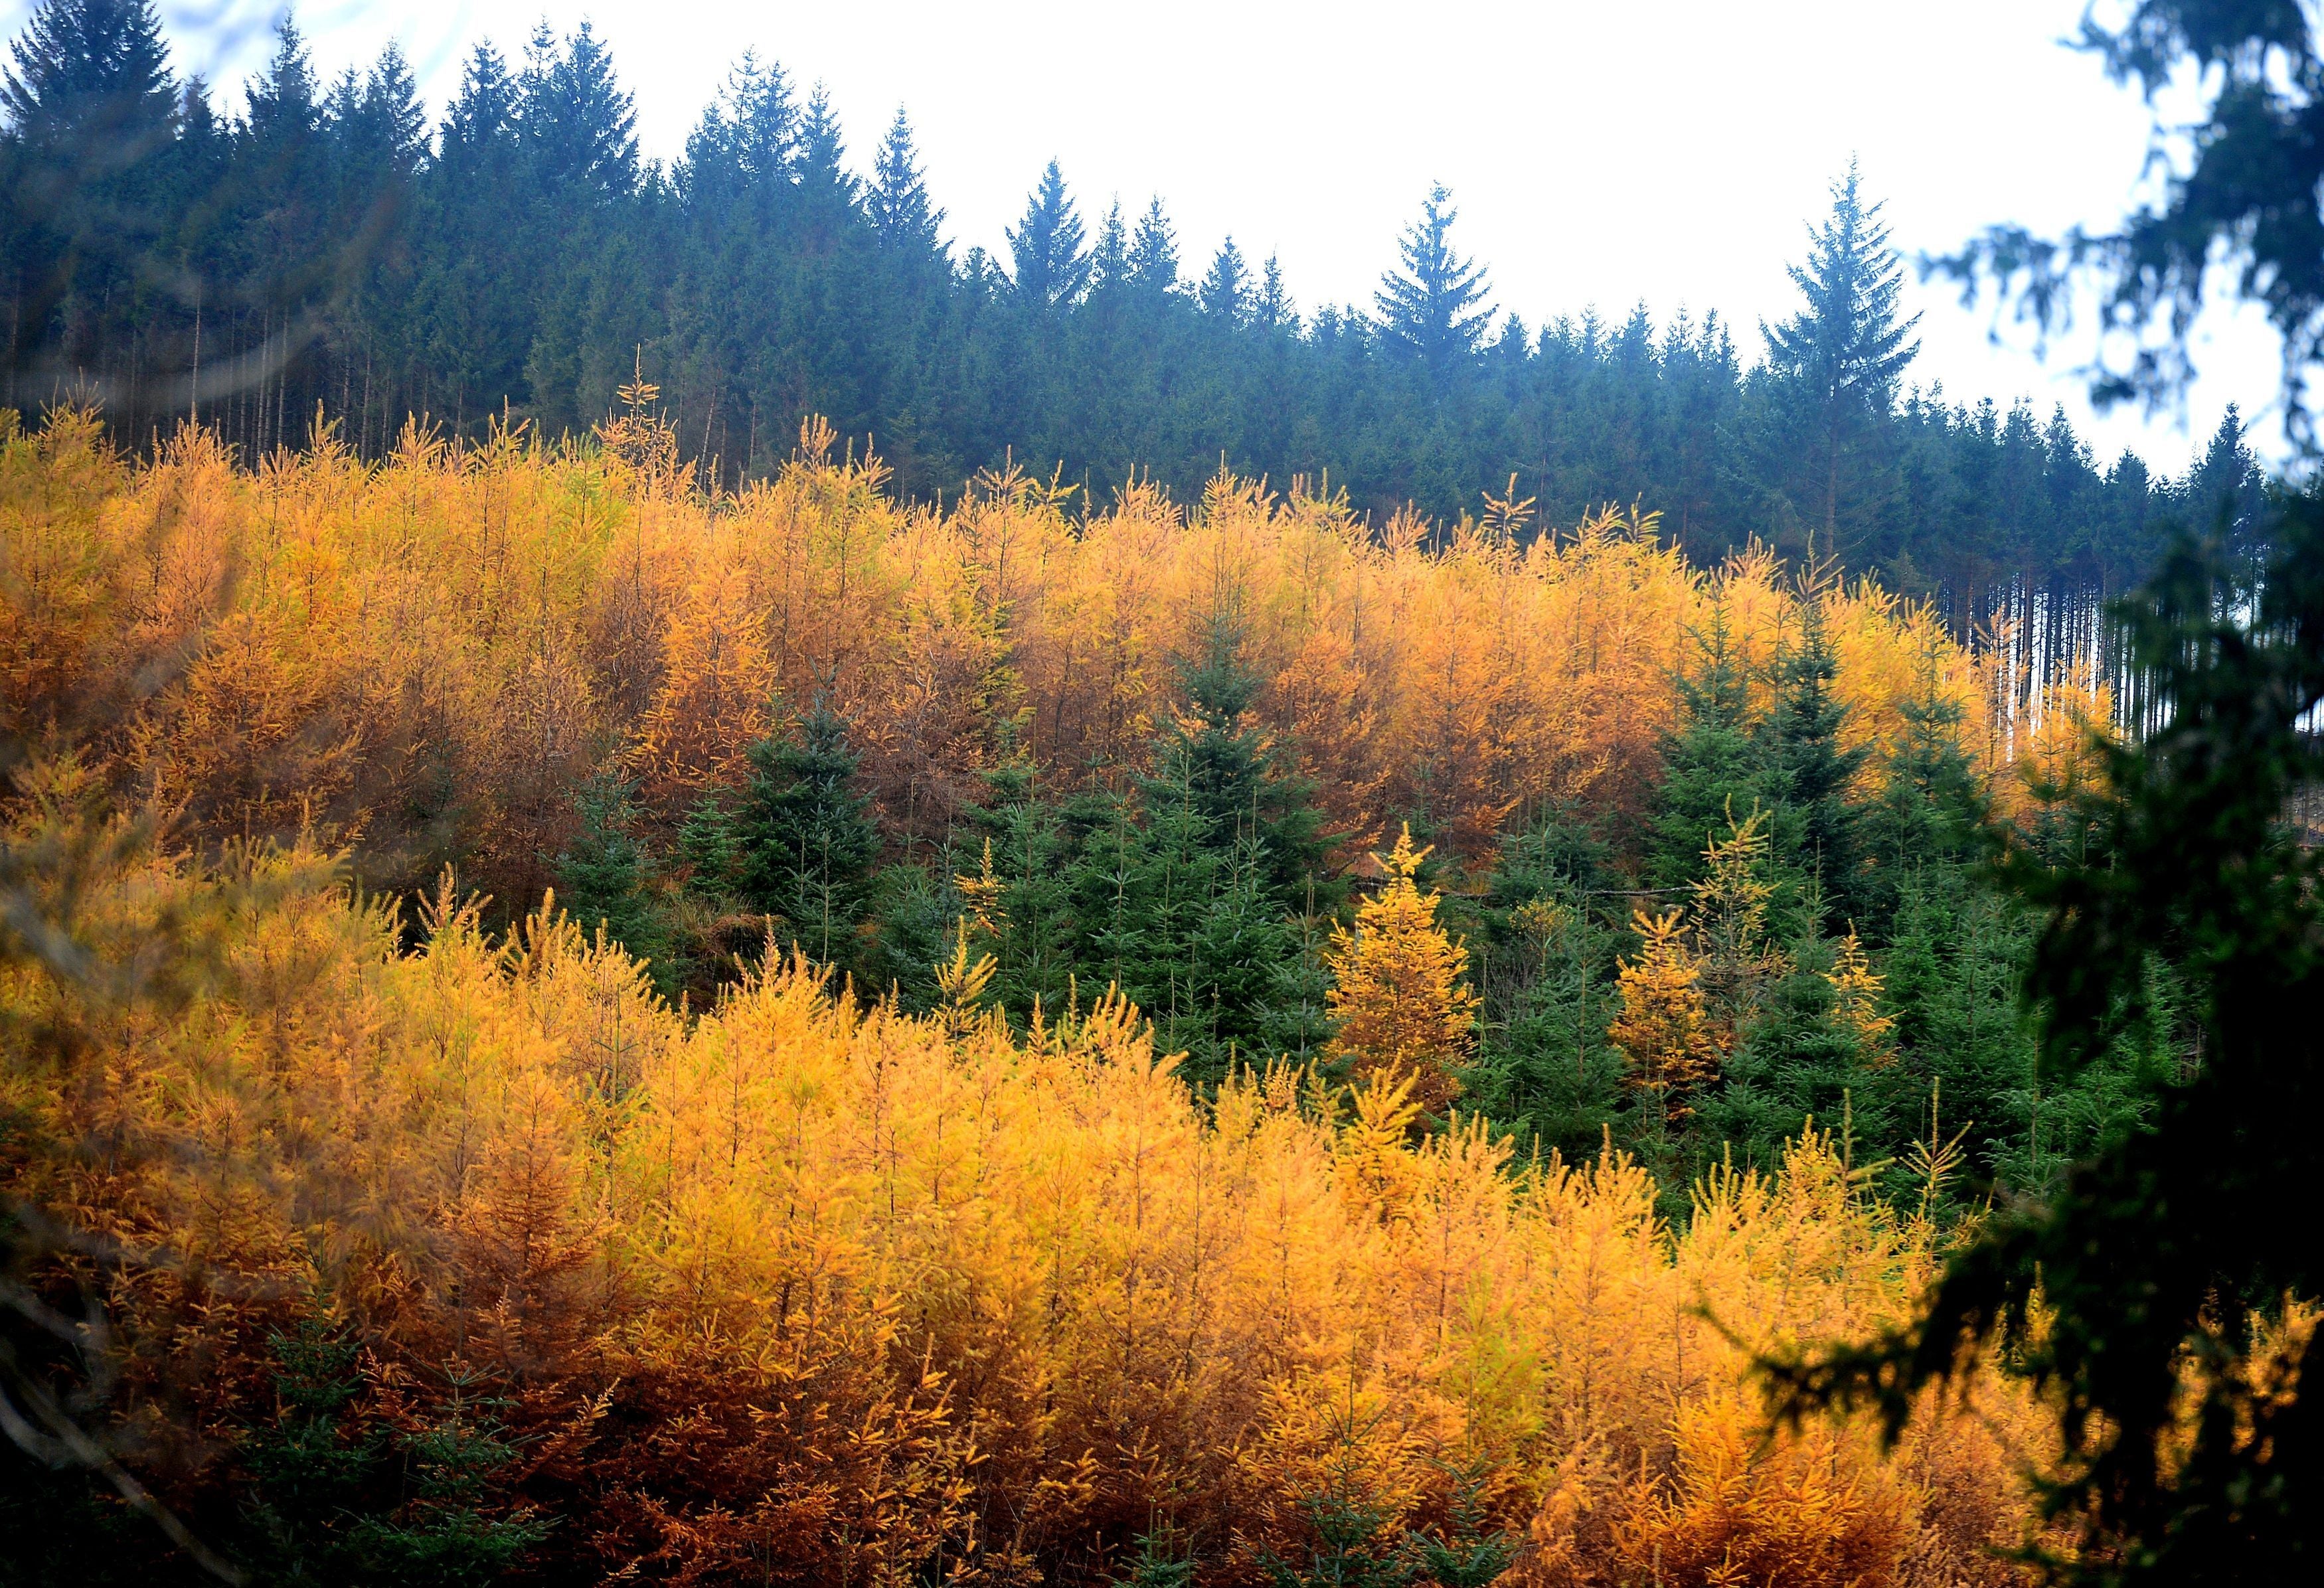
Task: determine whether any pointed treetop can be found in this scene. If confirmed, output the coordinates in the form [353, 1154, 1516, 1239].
[1128, 195, 1179, 292]
[1200, 236, 1248, 323]
[1375, 183, 1494, 378]
[1762, 157, 1920, 404]
[1, 0, 176, 157]
[1007, 158, 1089, 307]
[869, 105, 944, 254]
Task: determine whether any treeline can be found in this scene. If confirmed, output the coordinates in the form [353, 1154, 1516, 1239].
[0, 1, 2273, 613]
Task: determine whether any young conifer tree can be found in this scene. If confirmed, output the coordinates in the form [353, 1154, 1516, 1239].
[1323, 825, 1479, 1112]
[738, 694, 879, 975]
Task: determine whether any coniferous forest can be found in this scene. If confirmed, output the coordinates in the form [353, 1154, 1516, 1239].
[2, 3, 2319, 1587]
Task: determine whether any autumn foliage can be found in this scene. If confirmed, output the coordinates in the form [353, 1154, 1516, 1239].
[0, 828, 2049, 1585]
[0, 410, 2077, 1583]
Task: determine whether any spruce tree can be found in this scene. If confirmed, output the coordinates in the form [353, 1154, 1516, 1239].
[1127, 196, 1179, 293]
[1199, 236, 1249, 325]
[1007, 159, 1088, 307]
[555, 775, 667, 969]
[1374, 183, 1493, 384]
[1760, 159, 1918, 554]
[1644, 600, 1760, 893]
[1757, 601, 1867, 927]
[868, 106, 942, 256]
[739, 696, 880, 974]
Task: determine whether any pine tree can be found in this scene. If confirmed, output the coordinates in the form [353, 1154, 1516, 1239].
[1374, 183, 1493, 384]
[1007, 159, 1088, 307]
[738, 695, 880, 973]
[1324, 825, 1480, 1111]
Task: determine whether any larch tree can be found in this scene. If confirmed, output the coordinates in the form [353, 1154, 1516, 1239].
[1610, 908, 1720, 1120]
[1323, 824, 1480, 1112]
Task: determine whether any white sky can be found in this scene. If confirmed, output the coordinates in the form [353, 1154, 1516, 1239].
[19, 0, 2296, 475]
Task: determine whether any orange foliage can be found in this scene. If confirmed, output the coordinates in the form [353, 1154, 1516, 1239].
[0, 817, 2051, 1584]
[1, 412, 2020, 902]
[1324, 826, 1480, 1110]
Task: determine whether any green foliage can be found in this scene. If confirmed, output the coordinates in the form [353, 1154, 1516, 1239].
[1110, 1529, 1195, 1588]
[739, 694, 880, 975]
[552, 773, 667, 973]
[1645, 601, 1760, 894]
[1756, 601, 1867, 929]
[0, 5, 2218, 592]
[1463, 811, 1625, 1158]
[1772, 499, 2324, 1583]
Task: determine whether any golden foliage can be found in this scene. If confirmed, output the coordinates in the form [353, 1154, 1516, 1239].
[1610, 910, 1721, 1114]
[0, 836, 2050, 1584]
[1, 412, 2017, 904]
[1324, 825, 1481, 1111]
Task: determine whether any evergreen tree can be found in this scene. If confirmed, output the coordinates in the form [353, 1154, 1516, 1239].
[739, 695, 880, 973]
[0, 0, 173, 159]
[555, 775, 668, 971]
[1758, 599, 1867, 927]
[868, 106, 942, 256]
[1007, 159, 1088, 307]
[1760, 159, 1918, 556]
[1374, 183, 1493, 384]
[1147, 613, 1335, 913]
[1127, 196, 1179, 293]
[518, 19, 637, 199]
[1644, 599, 1761, 893]
[1466, 811, 1624, 1157]
[1199, 236, 1248, 324]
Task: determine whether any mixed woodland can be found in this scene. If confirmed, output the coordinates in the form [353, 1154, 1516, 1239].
[3, 3, 2317, 1587]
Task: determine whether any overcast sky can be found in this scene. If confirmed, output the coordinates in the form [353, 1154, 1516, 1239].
[24, 0, 2293, 475]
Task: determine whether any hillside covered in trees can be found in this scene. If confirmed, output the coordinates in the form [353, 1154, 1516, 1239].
[7, 2, 2320, 1586]
[1, 397, 2141, 1583]
[0, 3, 2273, 619]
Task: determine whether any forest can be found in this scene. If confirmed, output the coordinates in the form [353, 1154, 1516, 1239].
[0, 3, 2278, 636]
[5, 2, 2321, 1587]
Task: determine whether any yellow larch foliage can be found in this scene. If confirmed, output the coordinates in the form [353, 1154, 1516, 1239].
[0, 409, 2045, 906]
[1827, 928, 1897, 1052]
[0, 819, 2052, 1586]
[1324, 825, 1481, 1111]
[1610, 909, 1722, 1115]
